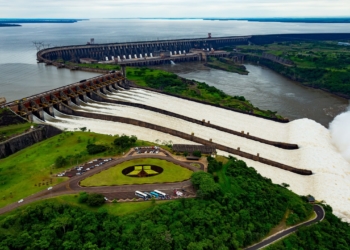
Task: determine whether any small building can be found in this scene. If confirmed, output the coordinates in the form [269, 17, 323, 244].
[172, 144, 216, 155]
[307, 195, 315, 203]
[79, 58, 98, 64]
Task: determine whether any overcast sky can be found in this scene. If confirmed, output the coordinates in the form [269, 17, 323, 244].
[1, 0, 349, 18]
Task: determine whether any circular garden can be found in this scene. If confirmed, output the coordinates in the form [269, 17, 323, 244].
[80, 158, 193, 186]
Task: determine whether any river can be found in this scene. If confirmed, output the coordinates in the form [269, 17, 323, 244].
[155, 63, 349, 127]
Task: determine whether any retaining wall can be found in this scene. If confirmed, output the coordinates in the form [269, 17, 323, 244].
[0, 125, 62, 159]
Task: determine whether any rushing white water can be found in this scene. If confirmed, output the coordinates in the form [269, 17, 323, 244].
[45, 109, 197, 146]
[330, 107, 350, 163]
[44, 89, 350, 222]
[105, 88, 292, 143]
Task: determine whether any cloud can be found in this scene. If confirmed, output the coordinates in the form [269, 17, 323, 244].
[1, 0, 349, 18]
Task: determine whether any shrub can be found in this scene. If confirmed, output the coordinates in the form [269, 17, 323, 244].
[55, 156, 67, 168]
[192, 151, 202, 158]
[113, 135, 137, 149]
[86, 193, 105, 207]
[86, 144, 107, 155]
[78, 192, 88, 204]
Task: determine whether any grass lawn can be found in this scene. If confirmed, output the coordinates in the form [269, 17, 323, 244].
[81, 158, 193, 186]
[0, 131, 120, 208]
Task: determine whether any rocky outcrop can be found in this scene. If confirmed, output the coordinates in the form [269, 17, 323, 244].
[0, 125, 62, 159]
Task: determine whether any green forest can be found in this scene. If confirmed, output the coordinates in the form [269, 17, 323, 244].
[236, 41, 350, 97]
[1, 156, 338, 250]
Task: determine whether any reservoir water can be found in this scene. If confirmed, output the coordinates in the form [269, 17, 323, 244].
[1, 19, 349, 125]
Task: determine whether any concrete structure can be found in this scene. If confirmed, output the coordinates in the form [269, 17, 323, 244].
[37, 36, 250, 66]
[5, 72, 126, 122]
[79, 58, 98, 64]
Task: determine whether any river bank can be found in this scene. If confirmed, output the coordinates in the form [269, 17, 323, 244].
[153, 62, 348, 127]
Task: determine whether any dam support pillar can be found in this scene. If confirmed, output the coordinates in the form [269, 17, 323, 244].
[71, 96, 80, 106]
[44, 105, 55, 117]
[79, 93, 88, 102]
[33, 109, 45, 121]
[26, 112, 34, 123]
[100, 87, 107, 95]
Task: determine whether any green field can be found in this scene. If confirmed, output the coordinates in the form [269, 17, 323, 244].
[0, 131, 122, 208]
[81, 158, 193, 186]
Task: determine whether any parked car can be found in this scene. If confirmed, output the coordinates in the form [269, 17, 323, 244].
[18, 199, 24, 203]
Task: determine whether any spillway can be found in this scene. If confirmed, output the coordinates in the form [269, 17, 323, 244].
[43, 88, 350, 222]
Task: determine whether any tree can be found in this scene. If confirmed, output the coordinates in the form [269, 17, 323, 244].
[193, 151, 202, 158]
[79, 127, 87, 132]
[55, 156, 67, 168]
[86, 144, 107, 155]
[86, 193, 105, 207]
[113, 135, 137, 149]
[191, 172, 220, 199]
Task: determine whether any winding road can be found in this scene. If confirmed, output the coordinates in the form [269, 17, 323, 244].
[245, 204, 325, 250]
[0, 153, 199, 215]
[0, 153, 325, 250]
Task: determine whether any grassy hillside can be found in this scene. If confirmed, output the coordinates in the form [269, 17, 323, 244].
[0, 130, 166, 208]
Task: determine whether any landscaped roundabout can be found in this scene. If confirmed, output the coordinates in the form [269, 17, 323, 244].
[80, 158, 193, 186]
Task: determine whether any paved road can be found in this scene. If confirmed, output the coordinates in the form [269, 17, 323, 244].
[0, 154, 199, 215]
[245, 204, 325, 250]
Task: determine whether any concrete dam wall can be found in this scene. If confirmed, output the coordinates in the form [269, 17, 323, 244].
[37, 36, 250, 63]
[0, 125, 62, 159]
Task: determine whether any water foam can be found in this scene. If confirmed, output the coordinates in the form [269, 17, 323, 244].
[330, 105, 350, 163]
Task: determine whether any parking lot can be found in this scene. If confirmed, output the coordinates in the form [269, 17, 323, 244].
[56, 158, 113, 178]
[102, 187, 193, 201]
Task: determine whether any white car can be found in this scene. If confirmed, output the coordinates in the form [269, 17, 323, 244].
[86, 168, 90, 171]
[18, 199, 24, 203]
[47, 187, 53, 190]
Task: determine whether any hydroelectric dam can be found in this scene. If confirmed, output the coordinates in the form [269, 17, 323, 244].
[8, 33, 350, 176]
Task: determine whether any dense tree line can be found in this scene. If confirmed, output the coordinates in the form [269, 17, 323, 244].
[0, 157, 319, 249]
[144, 73, 187, 94]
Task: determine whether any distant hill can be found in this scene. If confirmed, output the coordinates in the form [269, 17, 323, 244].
[0, 19, 88, 24]
[203, 17, 350, 23]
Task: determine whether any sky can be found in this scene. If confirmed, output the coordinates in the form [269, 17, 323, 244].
[0, 0, 349, 18]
